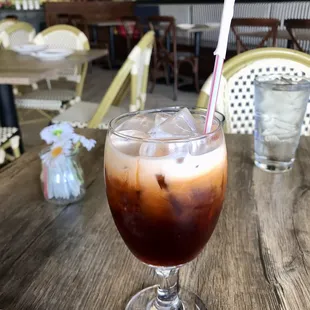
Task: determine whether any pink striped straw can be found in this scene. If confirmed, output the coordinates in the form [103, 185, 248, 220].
[204, 0, 236, 133]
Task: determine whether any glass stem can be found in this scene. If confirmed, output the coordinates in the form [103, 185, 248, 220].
[153, 267, 183, 309]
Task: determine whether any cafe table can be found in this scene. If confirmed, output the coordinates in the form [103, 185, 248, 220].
[0, 129, 309, 309]
[0, 49, 107, 153]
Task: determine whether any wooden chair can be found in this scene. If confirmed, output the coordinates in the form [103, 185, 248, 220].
[197, 48, 310, 135]
[51, 31, 155, 129]
[231, 18, 280, 54]
[148, 16, 200, 101]
[120, 16, 143, 55]
[284, 19, 310, 53]
[57, 14, 90, 40]
[15, 25, 89, 123]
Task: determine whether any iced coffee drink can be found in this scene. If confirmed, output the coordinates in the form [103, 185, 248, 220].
[105, 108, 227, 309]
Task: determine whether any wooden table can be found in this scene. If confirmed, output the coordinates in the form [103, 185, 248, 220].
[0, 49, 107, 152]
[1, 129, 309, 309]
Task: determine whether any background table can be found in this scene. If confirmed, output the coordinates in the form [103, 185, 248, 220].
[0, 130, 309, 309]
[0, 49, 107, 152]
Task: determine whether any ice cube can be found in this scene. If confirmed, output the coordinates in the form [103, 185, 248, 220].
[116, 114, 155, 133]
[139, 108, 197, 157]
[149, 108, 198, 139]
[154, 112, 170, 127]
[111, 130, 148, 156]
[139, 141, 188, 158]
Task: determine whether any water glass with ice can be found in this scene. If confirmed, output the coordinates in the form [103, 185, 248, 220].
[254, 75, 310, 172]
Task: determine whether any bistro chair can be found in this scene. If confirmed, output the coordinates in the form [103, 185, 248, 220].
[0, 127, 20, 165]
[148, 16, 200, 101]
[197, 48, 310, 135]
[15, 25, 89, 123]
[56, 14, 111, 69]
[231, 18, 280, 54]
[0, 21, 35, 48]
[51, 31, 154, 129]
[284, 19, 310, 53]
[0, 18, 17, 35]
[120, 16, 143, 55]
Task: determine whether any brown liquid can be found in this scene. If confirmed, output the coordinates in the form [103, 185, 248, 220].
[105, 158, 227, 267]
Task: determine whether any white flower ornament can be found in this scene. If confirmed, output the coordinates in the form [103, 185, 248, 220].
[40, 123, 96, 164]
[40, 123, 74, 144]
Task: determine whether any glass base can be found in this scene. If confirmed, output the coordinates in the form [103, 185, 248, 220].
[254, 158, 293, 173]
[125, 285, 207, 310]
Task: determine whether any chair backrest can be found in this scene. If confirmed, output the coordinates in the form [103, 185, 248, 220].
[0, 21, 35, 48]
[34, 25, 90, 99]
[197, 48, 310, 135]
[120, 16, 143, 53]
[148, 16, 177, 67]
[231, 18, 280, 54]
[284, 19, 310, 53]
[0, 19, 17, 34]
[88, 31, 155, 129]
[57, 14, 90, 39]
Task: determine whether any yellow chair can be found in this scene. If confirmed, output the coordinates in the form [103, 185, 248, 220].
[0, 21, 35, 48]
[197, 48, 310, 134]
[0, 18, 17, 38]
[51, 31, 155, 129]
[0, 128, 20, 165]
[15, 25, 90, 122]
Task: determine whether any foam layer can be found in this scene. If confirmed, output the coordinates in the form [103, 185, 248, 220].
[105, 134, 227, 190]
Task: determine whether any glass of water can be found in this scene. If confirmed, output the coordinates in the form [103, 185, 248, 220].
[254, 75, 310, 172]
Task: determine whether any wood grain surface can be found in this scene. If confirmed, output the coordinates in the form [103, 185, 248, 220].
[0, 49, 108, 85]
[0, 130, 310, 310]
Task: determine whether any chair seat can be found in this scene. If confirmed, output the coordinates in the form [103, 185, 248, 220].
[15, 89, 76, 111]
[52, 101, 128, 129]
[0, 127, 18, 145]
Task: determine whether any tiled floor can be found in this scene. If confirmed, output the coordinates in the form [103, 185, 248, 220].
[20, 66, 201, 150]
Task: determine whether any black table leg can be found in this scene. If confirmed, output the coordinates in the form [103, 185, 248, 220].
[194, 31, 201, 58]
[178, 31, 202, 93]
[0, 84, 24, 153]
[287, 39, 293, 49]
[109, 26, 116, 67]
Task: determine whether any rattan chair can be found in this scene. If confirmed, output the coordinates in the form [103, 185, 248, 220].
[197, 48, 310, 135]
[0, 18, 17, 37]
[0, 128, 20, 165]
[52, 31, 155, 129]
[15, 25, 89, 123]
[0, 21, 35, 48]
